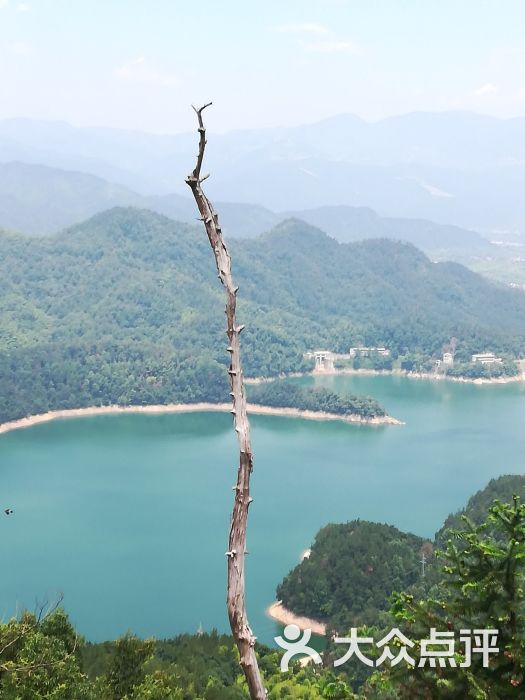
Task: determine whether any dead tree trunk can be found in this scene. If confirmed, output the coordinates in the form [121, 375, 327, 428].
[185, 103, 267, 700]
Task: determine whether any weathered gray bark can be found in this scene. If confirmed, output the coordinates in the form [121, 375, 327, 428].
[185, 103, 266, 700]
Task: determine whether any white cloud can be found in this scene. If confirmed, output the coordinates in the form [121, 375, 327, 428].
[114, 56, 178, 87]
[472, 83, 498, 97]
[275, 23, 329, 35]
[17, 2, 31, 11]
[0, 0, 9, 8]
[307, 39, 362, 55]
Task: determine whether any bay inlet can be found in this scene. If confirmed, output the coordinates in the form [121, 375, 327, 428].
[0, 374, 524, 646]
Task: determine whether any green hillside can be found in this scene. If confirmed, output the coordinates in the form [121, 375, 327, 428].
[234, 218, 525, 356]
[276, 520, 429, 631]
[4, 161, 523, 290]
[277, 475, 525, 636]
[1, 207, 525, 423]
[435, 474, 525, 546]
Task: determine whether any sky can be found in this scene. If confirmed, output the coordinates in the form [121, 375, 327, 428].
[1, 0, 525, 134]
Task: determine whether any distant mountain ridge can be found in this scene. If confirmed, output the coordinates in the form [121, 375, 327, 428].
[0, 162, 498, 263]
[2, 111, 525, 232]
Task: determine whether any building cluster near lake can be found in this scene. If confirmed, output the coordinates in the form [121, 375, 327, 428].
[306, 345, 523, 382]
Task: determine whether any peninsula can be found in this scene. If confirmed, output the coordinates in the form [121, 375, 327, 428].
[0, 401, 402, 436]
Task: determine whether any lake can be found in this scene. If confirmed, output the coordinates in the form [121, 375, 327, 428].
[1, 374, 524, 646]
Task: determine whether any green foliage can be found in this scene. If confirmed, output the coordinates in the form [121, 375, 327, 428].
[0, 341, 230, 424]
[3, 486, 525, 698]
[373, 498, 525, 699]
[103, 634, 155, 700]
[0, 609, 93, 700]
[129, 671, 183, 699]
[446, 360, 519, 379]
[276, 521, 431, 631]
[352, 354, 394, 371]
[1, 209, 525, 423]
[436, 475, 525, 547]
[248, 382, 385, 418]
[83, 631, 341, 699]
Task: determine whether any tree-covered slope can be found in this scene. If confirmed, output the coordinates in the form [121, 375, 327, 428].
[1, 207, 525, 423]
[276, 475, 525, 639]
[276, 521, 429, 631]
[234, 219, 525, 356]
[1, 616, 337, 699]
[2, 161, 517, 280]
[248, 383, 385, 418]
[435, 474, 525, 547]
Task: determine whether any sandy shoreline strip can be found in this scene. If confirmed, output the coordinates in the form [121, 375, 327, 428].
[247, 368, 525, 385]
[266, 601, 326, 636]
[0, 402, 402, 436]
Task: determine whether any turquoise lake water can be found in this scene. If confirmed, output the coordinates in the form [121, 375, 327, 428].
[1, 374, 524, 646]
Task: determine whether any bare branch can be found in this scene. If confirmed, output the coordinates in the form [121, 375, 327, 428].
[185, 104, 267, 700]
[189, 102, 213, 183]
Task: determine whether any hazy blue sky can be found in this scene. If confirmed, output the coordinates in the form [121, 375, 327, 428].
[2, 0, 525, 133]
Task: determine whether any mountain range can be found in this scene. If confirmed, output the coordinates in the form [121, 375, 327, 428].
[2, 207, 524, 423]
[0, 162, 500, 265]
[2, 111, 525, 233]
[2, 207, 524, 357]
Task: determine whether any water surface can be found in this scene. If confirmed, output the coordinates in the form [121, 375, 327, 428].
[1, 374, 524, 645]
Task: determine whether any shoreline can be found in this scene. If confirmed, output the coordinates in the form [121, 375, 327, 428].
[245, 373, 305, 385]
[266, 601, 326, 636]
[247, 368, 525, 385]
[0, 402, 402, 436]
[326, 368, 525, 384]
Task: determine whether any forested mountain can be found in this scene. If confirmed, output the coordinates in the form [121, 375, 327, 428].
[1, 207, 525, 423]
[4, 161, 521, 289]
[435, 474, 525, 546]
[233, 218, 525, 349]
[277, 521, 429, 631]
[276, 474, 525, 637]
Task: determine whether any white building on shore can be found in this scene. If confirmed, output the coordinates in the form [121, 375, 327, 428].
[312, 350, 335, 371]
[349, 346, 390, 358]
[471, 352, 503, 365]
[442, 352, 454, 366]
